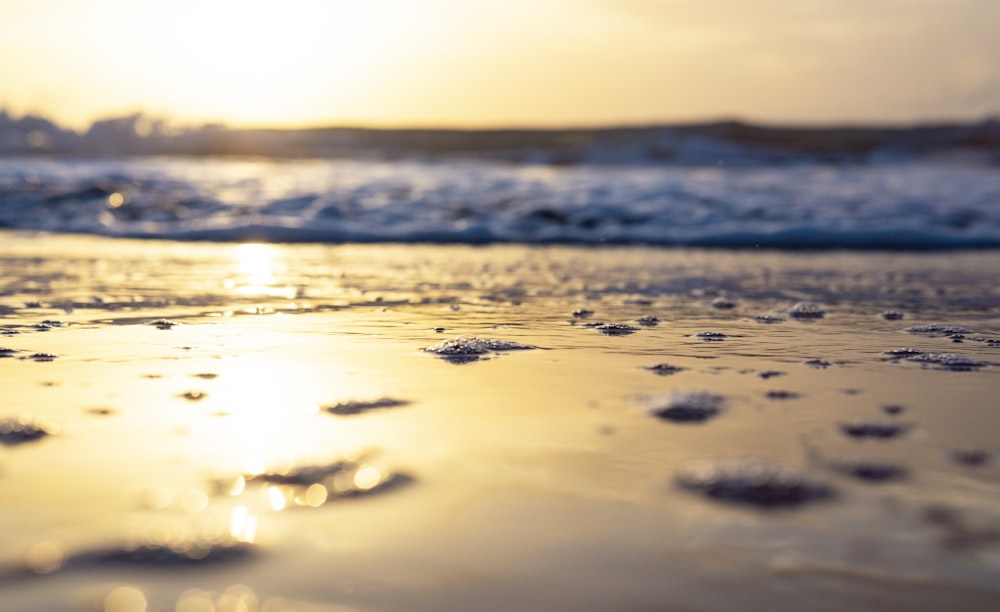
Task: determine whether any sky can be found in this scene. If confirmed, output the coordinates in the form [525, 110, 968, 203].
[1, 0, 998, 129]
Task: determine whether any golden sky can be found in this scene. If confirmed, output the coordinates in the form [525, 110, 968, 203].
[1, 0, 997, 129]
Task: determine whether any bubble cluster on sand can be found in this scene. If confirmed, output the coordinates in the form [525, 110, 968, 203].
[904, 353, 989, 371]
[840, 420, 910, 439]
[648, 391, 724, 423]
[70, 537, 254, 568]
[23, 352, 57, 362]
[242, 458, 412, 505]
[711, 298, 737, 309]
[884, 347, 925, 358]
[695, 331, 728, 342]
[0, 347, 18, 357]
[758, 370, 786, 379]
[882, 404, 906, 415]
[789, 302, 825, 319]
[675, 460, 835, 509]
[905, 323, 973, 336]
[249, 460, 353, 486]
[644, 363, 686, 376]
[324, 397, 411, 416]
[635, 315, 660, 326]
[753, 315, 785, 324]
[832, 459, 908, 482]
[595, 323, 639, 336]
[178, 391, 208, 401]
[149, 319, 179, 329]
[424, 336, 536, 363]
[571, 309, 595, 319]
[803, 359, 832, 368]
[881, 310, 905, 320]
[0, 415, 59, 446]
[951, 449, 991, 467]
[765, 390, 801, 400]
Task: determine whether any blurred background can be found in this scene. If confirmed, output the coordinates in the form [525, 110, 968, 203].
[2, 0, 997, 132]
[1, 0, 998, 247]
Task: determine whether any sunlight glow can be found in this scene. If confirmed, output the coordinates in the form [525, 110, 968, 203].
[1, 0, 997, 127]
[230, 243, 296, 298]
[25, 541, 64, 575]
[235, 243, 275, 285]
[268, 486, 288, 511]
[229, 505, 257, 542]
[353, 465, 383, 491]
[118, 0, 417, 126]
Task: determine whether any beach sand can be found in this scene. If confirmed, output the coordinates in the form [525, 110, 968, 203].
[1, 231, 999, 610]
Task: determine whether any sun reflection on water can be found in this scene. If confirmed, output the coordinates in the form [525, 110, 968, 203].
[228, 506, 257, 543]
[225, 243, 296, 299]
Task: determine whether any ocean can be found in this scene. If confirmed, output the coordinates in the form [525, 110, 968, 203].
[2, 156, 999, 248]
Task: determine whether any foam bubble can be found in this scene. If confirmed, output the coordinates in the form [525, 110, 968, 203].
[881, 404, 906, 415]
[695, 331, 727, 342]
[644, 363, 686, 376]
[950, 449, 990, 466]
[903, 353, 988, 371]
[324, 397, 410, 416]
[675, 460, 835, 509]
[803, 359, 832, 368]
[149, 319, 179, 329]
[753, 315, 785, 324]
[789, 302, 825, 319]
[648, 391, 724, 423]
[765, 390, 800, 400]
[839, 421, 910, 439]
[595, 323, 639, 336]
[75, 538, 254, 567]
[0, 415, 59, 445]
[424, 336, 535, 363]
[243, 458, 412, 503]
[832, 459, 908, 482]
[905, 323, 973, 336]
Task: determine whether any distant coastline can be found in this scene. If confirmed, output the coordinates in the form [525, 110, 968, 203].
[2, 111, 998, 166]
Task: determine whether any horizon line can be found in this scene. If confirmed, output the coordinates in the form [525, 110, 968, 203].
[3, 108, 998, 135]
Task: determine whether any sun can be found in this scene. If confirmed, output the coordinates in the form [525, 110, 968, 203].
[130, 0, 415, 126]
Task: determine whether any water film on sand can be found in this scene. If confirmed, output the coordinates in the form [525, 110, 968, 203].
[0, 231, 999, 610]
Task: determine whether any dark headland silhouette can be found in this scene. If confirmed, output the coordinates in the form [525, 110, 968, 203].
[1, 111, 998, 165]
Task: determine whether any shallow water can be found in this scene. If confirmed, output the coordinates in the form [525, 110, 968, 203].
[1, 231, 999, 610]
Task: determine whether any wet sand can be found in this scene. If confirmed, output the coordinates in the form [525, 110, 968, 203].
[1, 231, 999, 611]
